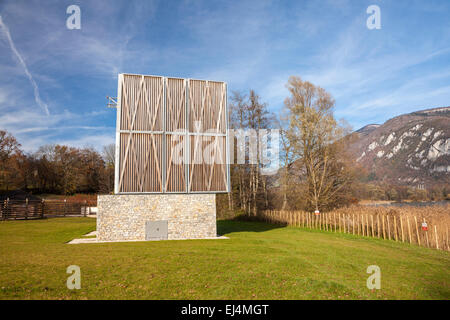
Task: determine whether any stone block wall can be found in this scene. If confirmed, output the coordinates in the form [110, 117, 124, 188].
[97, 194, 216, 241]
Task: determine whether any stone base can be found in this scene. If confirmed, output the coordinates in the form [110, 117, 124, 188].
[97, 194, 216, 241]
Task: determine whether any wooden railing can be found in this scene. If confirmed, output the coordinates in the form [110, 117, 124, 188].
[260, 209, 449, 251]
[1, 198, 97, 220]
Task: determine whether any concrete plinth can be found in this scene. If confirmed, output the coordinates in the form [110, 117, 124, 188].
[97, 194, 216, 241]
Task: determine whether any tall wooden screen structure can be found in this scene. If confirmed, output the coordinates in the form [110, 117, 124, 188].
[114, 73, 229, 194]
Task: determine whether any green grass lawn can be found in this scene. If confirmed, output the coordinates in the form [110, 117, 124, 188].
[0, 218, 449, 299]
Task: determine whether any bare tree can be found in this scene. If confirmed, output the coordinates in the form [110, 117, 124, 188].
[102, 144, 115, 167]
[285, 76, 354, 211]
[0, 130, 22, 190]
[226, 90, 272, 216]
[276, 113, 294, 210]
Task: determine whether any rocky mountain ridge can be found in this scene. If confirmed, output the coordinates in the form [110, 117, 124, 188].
[351, 106, 450, 187]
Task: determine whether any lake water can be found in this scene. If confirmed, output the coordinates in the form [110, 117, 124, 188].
[364, 201, 449, 208]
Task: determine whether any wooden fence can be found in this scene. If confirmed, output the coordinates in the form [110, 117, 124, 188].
[1, 198, 97, 220]
[261, 210, 449, 251]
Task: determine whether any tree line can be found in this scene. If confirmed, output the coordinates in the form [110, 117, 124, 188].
[0, 75, 363, 208]
[218, 76, 359, 217]
[3, 75, 445, 208]
[0, 130, 115, 195]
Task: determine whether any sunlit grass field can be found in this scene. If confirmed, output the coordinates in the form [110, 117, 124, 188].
[0, 218, 448, 299]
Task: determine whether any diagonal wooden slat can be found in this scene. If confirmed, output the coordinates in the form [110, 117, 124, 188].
[188, 82, 210, 191]
[119, 76, 145, 191]
[117, 75, 228, 193]
[138, 78, 163, 191]
[165, 80, 186, 191]
[207, 83, 226, 190]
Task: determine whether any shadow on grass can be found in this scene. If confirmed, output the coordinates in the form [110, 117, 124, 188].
[217, 218, 287, 236]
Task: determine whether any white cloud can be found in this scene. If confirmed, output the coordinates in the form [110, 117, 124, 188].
[0, 14, 50, 115]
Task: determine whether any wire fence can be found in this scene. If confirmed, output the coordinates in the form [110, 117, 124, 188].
[1, 198, 97, 220]
[260, 207, 450, 251]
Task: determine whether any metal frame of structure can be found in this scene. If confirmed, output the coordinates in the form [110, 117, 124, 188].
[114, 73, 229, 194]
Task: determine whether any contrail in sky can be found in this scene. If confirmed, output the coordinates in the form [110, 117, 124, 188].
[0, 15, 50, 115]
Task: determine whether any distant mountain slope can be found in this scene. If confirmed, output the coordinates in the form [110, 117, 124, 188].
[356, 124, 380, 136]
[351, 106, 450, 187]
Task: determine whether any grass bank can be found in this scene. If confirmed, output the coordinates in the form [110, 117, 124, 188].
[0, 218, 448, 299]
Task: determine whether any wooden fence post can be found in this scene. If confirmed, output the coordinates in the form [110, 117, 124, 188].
[366, 215, 369, 237]
[333, 212, 336, 232]
[387, 215, 391, 240]
[371, 215, 374, 237]
[357, 214, 360, 235]
[41, 199, 45, 219]
[343, 214, 346, 233]
[394, 216, 398, 241]
[362, 214, 365, 236]
[377, 215, 380, 238]
[400, 216, 404, 242]
[25, 198, 29, 220]
[319, 213, 321, 230]
[348, 214, 350, 233]
[360, 214, 365, 237]
[407, 217, 412, 244]
[315, 213, 318, 229]
[435, 226, 439, 250]
[322, 213, 325, 231]
[2, 199, 7, 220]
[361, 214, 364, 235]
[320, 213, 322, 230]
[64, 199, 67, 217]
[361, 214, 367, 237]
[352, 213, 355, 234]
[382, 215, 386, 240]
[414, 216, 420, 246]
[445, 226, 450, 251]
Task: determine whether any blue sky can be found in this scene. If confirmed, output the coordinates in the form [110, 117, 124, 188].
[0, 0, 449, 151]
